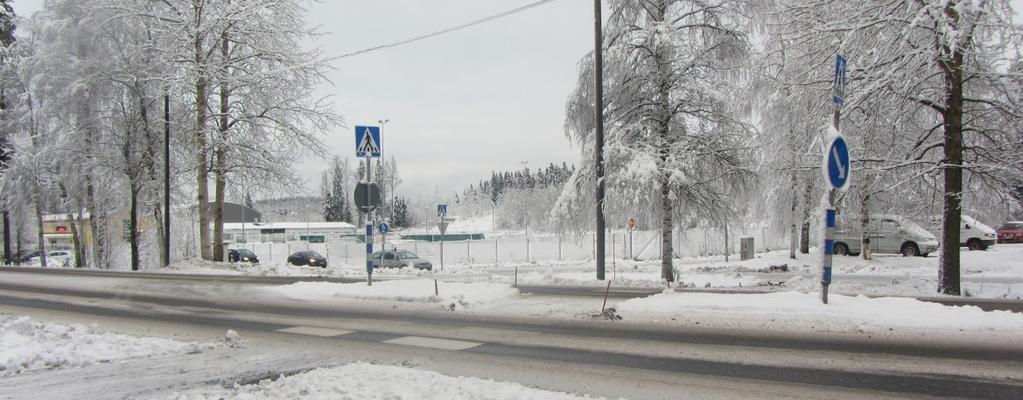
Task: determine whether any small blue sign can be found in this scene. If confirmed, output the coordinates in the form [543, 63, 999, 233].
[437, 203, 447, 218]
[355, 126, 382, 158]
[378, 222, 389, 235]
[824, 135, 851, 191]
[832, 54, 847, 105]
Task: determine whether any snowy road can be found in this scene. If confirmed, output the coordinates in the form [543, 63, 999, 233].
[1, 270, 1022, 399]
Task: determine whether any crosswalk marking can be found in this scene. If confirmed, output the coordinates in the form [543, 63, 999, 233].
[383, 336, 483, 351]
[275, 326, 354, 337]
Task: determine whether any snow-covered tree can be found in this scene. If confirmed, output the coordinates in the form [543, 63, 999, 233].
[556, 0, 758, 282]
[776, 0, 1023, 295]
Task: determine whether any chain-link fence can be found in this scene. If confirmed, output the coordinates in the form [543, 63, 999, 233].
[225, 226, 790, 266]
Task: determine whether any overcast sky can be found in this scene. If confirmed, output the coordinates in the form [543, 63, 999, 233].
[11, 0, 1023, 202]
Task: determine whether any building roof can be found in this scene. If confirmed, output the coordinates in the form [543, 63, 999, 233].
[223, 221, 357, 231]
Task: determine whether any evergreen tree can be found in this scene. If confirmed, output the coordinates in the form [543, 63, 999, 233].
[391, 197, 410, 228]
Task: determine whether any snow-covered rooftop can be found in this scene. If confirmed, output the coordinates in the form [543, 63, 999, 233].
[223, 222, 356, 231]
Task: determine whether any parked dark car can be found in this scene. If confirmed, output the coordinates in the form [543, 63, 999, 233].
[228, 248, 259, 264]
[997, 221, 1023, 244]
[287, 250, 328, 268]
[370, 250, 433, 271]
[16, 250, 43, 263]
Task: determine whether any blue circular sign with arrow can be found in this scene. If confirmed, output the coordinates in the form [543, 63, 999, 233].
[823, 135, 851, 191]
[378, 222, 389, 235]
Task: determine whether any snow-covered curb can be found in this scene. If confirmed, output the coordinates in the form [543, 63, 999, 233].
[165, 362, 614, 400]
[614, 290, 1023, 338]
[0, 314, 217, 377]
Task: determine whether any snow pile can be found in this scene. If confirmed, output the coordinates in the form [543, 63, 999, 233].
[0, 314, 211, 377]
[615, 291, 1023, 335]
[163, 259, 244, 275]
[267, 280, 521, 311]
[167, 362, 612, 400]
[509, 270, 761, 288]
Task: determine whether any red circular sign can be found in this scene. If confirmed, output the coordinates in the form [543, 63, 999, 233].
[627, 218, 636, 231]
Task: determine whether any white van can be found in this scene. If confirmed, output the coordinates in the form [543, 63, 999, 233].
[927, 214, 997, 250]
[833, 215, 939, 257]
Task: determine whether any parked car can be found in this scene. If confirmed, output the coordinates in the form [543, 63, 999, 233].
[228, 248, 259, 264]
[15, 250, 42, 263]
[370, 249, 433, 271]
[287, 250, 327, 268]
[997, 221, 1023, 244]
[26, 250, 73, 267]
[833, 215, 938, 257]
[926, 214, 997, 250]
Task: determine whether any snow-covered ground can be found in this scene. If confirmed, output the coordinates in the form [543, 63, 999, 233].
[155, 242, 1023, 300]
[614, 290, 1023, 341]
[0, 313, 614, 400]
[166, 362, 614, 400]
[0, 314, 217, 377]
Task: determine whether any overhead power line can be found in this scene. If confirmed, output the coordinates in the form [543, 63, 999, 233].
[328, 0, 561, 61]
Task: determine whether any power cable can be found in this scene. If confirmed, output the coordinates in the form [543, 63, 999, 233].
[327, 0, 561, 61]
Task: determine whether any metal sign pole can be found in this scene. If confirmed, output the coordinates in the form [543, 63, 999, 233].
[366, 155, 373, 286]
[822, 54, 848, 304]
[822, 208, 836, 303]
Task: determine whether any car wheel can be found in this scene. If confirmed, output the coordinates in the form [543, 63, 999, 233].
[966, 239, 984, 251]
[833, 242, 850, 256]
[901, 243, 920, 257]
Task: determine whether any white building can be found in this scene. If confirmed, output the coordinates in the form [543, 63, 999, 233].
[222, 222, 359, 244]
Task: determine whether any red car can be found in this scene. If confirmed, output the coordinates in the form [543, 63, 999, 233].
[997, 221, 1023, 243]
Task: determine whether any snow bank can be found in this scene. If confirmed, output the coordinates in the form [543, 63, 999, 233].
[266, 280, 521, 311]
[0, 314, 212, 377]
[167, 362, 612, 400]
[615, 291, 1023, 335]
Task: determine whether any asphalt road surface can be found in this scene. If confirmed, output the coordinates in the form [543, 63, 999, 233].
[1, 268, 1021, 399]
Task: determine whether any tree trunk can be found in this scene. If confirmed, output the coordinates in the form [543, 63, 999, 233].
[14, 217, 22, 265]
[2, 209, 10, 264]
[58, 183, 83, 268]
[85, 175, 105, 268]
[938, 11, 965, 295]
[139, 96, 166, 268]
[789, 167, 798, 259]
[129, 185, 140, 271]
[82, 91, 105, 269]
[799, 172, 812, 254]
[195, 70, 211, 260]
[34, 196, 46, 268]
[212, 26, 230, 263]
[660, 170, 673, 282]
[860, 192, 872, 260]
[74, 199, 87, 267]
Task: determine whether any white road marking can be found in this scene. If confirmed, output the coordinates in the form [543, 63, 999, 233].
[275, 326, 354, 337]
[383, 336, 483, 351]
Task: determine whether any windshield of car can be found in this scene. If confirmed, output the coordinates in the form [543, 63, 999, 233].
[1004, 222, 1023, 230]
[397, 251, 418, 259]
[237, 249, 255, 257]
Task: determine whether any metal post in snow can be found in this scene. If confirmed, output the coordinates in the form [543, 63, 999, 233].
[526, 234, 530, 262]
[822, 208, 836, 304]
[495, 239, 499, 264]
[366, 154, 373, 286]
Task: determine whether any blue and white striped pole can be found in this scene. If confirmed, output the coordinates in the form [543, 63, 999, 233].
[821, 208, 836, 304]
[366, 223, 374, 286]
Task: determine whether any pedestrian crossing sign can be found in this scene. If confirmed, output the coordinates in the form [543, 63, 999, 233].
[355, 125, 381, 157]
